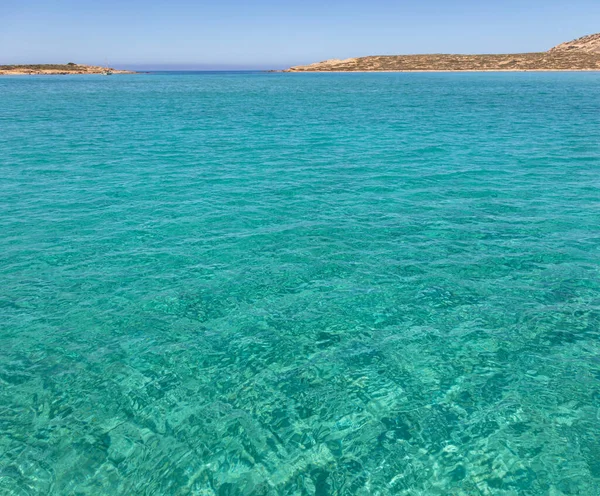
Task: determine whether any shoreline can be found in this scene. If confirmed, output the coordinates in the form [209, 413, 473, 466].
[0, 73, 136, 76]
[285, 36, 600, 73]
[0, 71, 136, 76]
[0, 64, 136, 76]
[3, 69, 598, 76]
[284, 69, 600, 73]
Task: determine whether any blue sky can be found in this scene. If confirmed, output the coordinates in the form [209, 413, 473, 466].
[1, 0, 599, 69]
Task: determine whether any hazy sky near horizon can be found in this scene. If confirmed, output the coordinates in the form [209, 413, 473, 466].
[1, 0, 599, 69]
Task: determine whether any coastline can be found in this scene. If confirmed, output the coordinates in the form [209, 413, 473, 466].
[284, 68, 600, 73]
[0, 71, 136, 76]
[285, 36, 600, 72]
[0, 64, 136, 76]
[0, 73, 136, 76]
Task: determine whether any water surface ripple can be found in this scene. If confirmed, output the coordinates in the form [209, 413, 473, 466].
[1, 72, 600, 495]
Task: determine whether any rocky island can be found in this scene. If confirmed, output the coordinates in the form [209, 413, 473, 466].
[0, 63, 135, 75]
[286, 33, 600, 72]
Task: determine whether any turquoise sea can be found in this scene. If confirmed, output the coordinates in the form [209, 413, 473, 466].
[1, 72, 599, 495]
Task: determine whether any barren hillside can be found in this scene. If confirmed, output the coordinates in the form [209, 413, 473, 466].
[286, 33, 600, 72]
[0, 64, 135, 75]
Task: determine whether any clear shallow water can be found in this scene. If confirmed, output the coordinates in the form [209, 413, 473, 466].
[1, 72, 599, 495]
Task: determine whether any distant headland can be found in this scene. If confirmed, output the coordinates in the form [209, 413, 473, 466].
[285, 33, 600, 72]
[0, 63, 136, 75]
